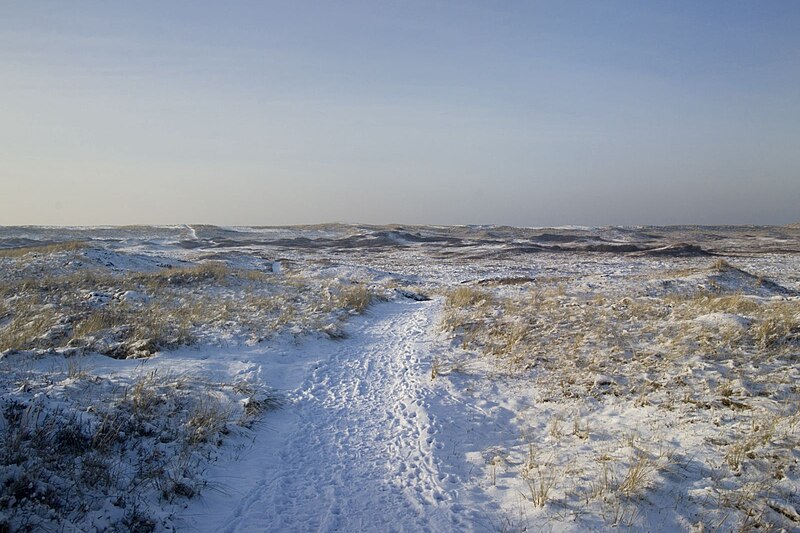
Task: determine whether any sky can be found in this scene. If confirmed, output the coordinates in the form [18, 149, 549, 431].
[1, 1, 798, 227]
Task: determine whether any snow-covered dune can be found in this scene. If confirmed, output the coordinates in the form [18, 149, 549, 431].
[1, 225, 798, 531]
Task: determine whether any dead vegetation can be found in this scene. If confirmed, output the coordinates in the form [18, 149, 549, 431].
[0, 365, 281, 531]
[441, 260, 800, 529]
[442, 266, 799, 378]
[0, 255, 380, 357]
[0, 240, 87, 258]
[0, 245, 382, 529]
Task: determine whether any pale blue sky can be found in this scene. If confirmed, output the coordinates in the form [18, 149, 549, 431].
[1, 1, 798, 226]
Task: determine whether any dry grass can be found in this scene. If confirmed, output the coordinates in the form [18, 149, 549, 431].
[0, 241, 87, 258]
[616, 455, 657, 497]
[0, 255, 381, 356]
[668, 293, 763, 315]
[0, 304, 61, 352]
[521, 447, 557, 507]
[439, 260, 800, 529]
[441, 279, 799, 378]
[711, 258, 733, 272]
[0, 366, 279, 531]
[751, 306, 799, 349]
[335, 284, 373, 314]
[0, 244, 380, 529]
[186, 396, 231, 444]
[446, 286, 494, 309]
[132, 261, 230, 289]
[72, 302, 195, 356]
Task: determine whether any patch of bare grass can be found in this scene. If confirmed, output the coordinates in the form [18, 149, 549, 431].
[132, 261, 230, 290]
[0, 241, 87, 258]
[335, 284, 373, 314]
[446, 286, 494, 309]
[0, 255, 383, 356]
[0, 304, 62, 352]
[438, 260, 800, 529]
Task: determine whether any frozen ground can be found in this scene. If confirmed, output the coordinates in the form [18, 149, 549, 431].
[1, 224, 799, 531]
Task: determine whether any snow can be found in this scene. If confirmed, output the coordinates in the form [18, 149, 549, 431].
[1, 224, 799, 531]
[694, 312, 751, 329]
[185, 300, 460, 532]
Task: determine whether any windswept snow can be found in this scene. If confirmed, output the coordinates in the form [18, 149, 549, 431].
[1, 224, 799, 532]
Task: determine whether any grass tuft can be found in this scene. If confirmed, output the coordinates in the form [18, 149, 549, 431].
[0, 241, 87, 258]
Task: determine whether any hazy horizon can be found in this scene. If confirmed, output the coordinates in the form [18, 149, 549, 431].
[2, 2, 799, 227]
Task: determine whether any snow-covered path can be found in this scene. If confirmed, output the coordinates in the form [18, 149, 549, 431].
[183, 299, 475, 532]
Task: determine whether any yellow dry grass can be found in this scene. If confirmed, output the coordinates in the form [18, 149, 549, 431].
[0, 241, 87, 258]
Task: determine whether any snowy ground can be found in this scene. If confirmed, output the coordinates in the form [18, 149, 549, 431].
[1, 224, 799, 531]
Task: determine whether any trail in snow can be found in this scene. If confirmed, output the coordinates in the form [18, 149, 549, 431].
[184, 299, 487, 532]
